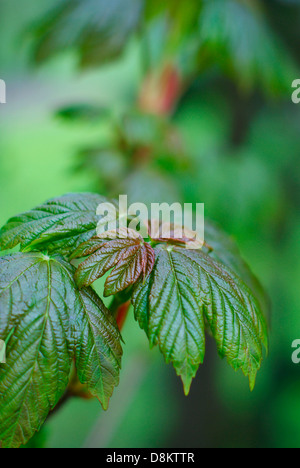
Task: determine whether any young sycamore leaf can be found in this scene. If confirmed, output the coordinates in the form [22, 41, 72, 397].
[132, 244, 268, 394]
[0, 252, 122, 449]
[73, 229, 155, 297]
[0, 193, 115, 256]
[0, 195, 269, 429]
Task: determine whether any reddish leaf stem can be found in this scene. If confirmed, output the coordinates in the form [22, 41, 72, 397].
[116, 300, 131, 331]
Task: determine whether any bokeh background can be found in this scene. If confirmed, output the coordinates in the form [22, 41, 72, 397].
[1, 0, 300, 448]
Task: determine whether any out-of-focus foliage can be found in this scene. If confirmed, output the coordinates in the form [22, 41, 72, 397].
[30, 0, 295, 94]
[31, 0, 145, 67]
[197, 0, 295, 94]
[56, 104, 109, 123]
[68, 108, 186, 204]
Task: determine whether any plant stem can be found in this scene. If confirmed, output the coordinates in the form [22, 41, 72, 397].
[115, 301, 131, 331]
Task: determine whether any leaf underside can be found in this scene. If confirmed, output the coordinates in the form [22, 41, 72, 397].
[0, 252, 122, 448]
[132, 245, 268, 394]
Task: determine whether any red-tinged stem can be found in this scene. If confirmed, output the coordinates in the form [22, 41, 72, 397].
[116, 300, 131, 331]
[139, 62, 182, 116]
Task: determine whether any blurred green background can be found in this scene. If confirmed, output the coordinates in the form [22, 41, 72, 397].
[1, 0, 300, 448]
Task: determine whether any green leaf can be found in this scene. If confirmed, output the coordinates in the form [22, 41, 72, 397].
[132, 245, 206, 395]
[50, 256, 123, 409]
[74, 232, 155, 297]
[132, 245, 268, 394]
[73, 287, 122, 410]
[0, 252, 122, 448]
[0, 193, 112, 256]
[179, 249, 268, 387]
[31, 0, 144, 67]
[0, 253, 73, 448]
[205, 219, 270, 317]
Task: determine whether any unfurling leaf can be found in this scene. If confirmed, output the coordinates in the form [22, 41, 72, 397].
[0, 193, 113, 256]
[74, 230, 155, 296]
[132, 244, 268, 394]
[0, 253, 122, 448]
[148, 219, 206, 250]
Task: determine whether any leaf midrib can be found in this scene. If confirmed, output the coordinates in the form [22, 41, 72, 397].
[166, 250, 195, 366]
